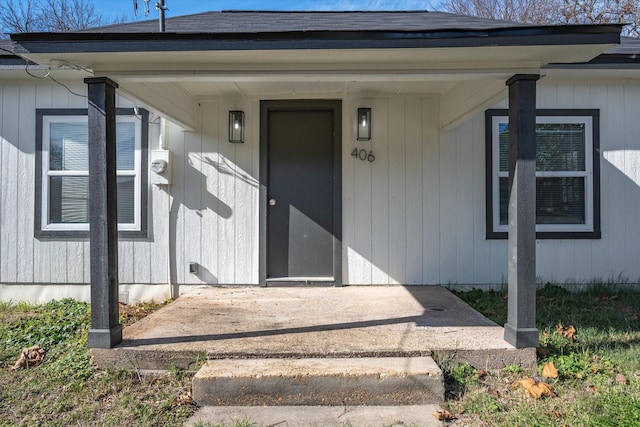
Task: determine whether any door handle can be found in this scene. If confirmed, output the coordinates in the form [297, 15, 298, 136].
[269, 198, 277, 206]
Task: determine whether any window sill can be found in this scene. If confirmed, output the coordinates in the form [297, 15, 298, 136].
[486, 231, 601, 240]
[35, 229, 149, 240]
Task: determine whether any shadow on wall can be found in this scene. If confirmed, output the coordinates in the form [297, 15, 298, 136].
[163, 147, 259, 294]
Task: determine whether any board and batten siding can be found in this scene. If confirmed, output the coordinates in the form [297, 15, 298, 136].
[343, 86, 640, 286]
[3, 82, 640, 300]
[0, 81, 170, 301]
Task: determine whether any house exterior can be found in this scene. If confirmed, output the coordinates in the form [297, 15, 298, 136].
[1, 11, 639, 347]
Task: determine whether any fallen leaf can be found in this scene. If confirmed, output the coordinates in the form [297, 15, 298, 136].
[9, 346, 46, 371]
[616, 374, 627, 385]
[477, 369, 489, 379]
[586, 384, 598, 393]
[434, 409, 456, 421]
[517, 378, 556, 399]
[542, 361, 559, 379]
[173, 394, 194, 406]
[556, 324, 577, 341]
[173, 387, 195, 407]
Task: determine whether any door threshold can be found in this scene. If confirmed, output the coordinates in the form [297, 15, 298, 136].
[266, 277, 335, 282]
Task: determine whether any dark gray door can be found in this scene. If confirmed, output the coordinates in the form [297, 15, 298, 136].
[260, 100, 342, 284]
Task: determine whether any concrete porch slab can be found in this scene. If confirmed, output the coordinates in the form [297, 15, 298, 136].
[91, 286, 535, 371]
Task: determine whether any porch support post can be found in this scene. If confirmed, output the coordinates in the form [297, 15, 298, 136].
[85, 77, 122, 349]
[504, 74, 540, 349]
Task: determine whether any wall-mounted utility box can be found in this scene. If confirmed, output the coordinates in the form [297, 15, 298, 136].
[150, 150, 171, 185]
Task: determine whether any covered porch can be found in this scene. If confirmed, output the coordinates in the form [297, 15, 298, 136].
[91, 285, 536, 371]
[11, 11, 623, 352]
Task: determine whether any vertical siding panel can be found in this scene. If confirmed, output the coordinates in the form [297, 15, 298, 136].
[0, 84, 3, 282]
[0, 85, 19, 283]
[150, 180, 170, 284]
[234, 100, 255, 284]
[33, 84, 53, 283]
[472, 113, 491, 284]
[183, 116, 204, 284]
[387, 98, 406, 284]
[200, 102, 220, 284]
[169, 123, 186, 284]
[119, 241, 135, 284]
[353, 100, 373, 284]
[489, 240, 507, 285]
[405, 98, 423, 284]
[371, 99, 389, 284]
[250, 101, 260, 284]
[16, 85, 36, 283]
[422, 98, 440, 284]
[455, 119, 475, 284]
[572, 84, 593, 282]
[343, 98, 357, 284]
[623, 85, 640, 282]
[439, 127, 457, 283]
[605, 85, 626, 279]
[217, 100, 235, 283]
[589, 84, 610, 280]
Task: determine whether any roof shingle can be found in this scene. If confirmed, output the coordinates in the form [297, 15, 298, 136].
[83, 10, 524, 34]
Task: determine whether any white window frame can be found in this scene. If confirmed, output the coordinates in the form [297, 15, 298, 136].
[489, 111, 598, 236]
[40, 114, 142, 232]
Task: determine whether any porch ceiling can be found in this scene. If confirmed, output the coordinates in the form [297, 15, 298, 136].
[16, 44, 614, 130]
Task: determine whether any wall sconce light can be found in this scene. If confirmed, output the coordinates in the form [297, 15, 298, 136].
[357, 108, 371, 141]
[229, 110, 245, 143]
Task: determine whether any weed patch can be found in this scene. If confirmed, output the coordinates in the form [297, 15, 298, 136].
[452, 284, 640, 426]
[0, 299, 197, 426]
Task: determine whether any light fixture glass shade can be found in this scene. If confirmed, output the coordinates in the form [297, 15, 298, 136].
[229, 110, 245, 143]
[357, 108, 371, 141]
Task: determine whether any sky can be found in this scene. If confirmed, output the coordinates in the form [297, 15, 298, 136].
[98, 0, 441, 22]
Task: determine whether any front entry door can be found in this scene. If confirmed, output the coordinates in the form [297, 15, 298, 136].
[260, 100, 342, 285]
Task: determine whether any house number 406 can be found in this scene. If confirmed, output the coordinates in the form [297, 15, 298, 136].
[351, 148, 375, 163]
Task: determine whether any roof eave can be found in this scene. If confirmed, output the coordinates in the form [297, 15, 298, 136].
[10, 24, 622, 54]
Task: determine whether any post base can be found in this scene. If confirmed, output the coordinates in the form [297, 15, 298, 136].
[88, 325, 123, 349]
[504, 324, 539, 348]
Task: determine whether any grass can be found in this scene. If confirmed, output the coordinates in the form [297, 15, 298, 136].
[0, 299, 198, 427]
[449, 284, 640, 426]
[1, 285, 638, 426]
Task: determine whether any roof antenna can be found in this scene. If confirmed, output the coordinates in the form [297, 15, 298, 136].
[133, 0, 168, 32]
[156, 0, 168, 32]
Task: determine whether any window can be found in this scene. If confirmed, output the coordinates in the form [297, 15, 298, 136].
[35, 108, 148, 237]
[485, 109, 600, 239]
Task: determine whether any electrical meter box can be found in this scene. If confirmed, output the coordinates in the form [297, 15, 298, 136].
[150, 150, 171, 185]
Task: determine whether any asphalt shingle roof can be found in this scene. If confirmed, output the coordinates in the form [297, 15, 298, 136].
[84, 10, 525, 34]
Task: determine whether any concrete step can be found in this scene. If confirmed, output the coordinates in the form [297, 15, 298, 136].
[192, 356, 444, 406]
[186, 405, 444, 427]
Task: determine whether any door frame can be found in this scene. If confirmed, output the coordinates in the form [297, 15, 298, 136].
[259, 99, 342, 286]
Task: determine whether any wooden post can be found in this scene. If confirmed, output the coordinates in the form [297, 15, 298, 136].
[85, 77, 122, 349]
[504, 74, 540, 349]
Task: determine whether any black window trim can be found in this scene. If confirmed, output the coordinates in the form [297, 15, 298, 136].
[35, 107, 149, 240]
[485, 108, 601, 240]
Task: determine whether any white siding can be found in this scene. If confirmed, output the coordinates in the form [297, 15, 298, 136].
[0, 81, 169, 290]
[3, 80, 640, 301]
[168, 100, 259, 285]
